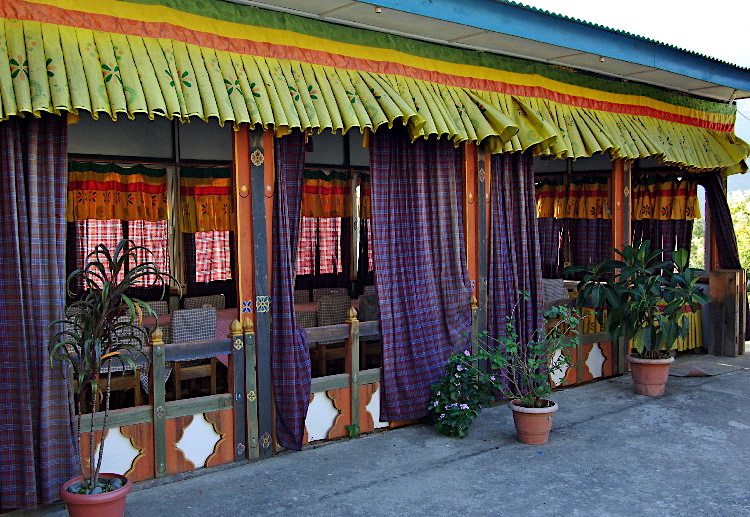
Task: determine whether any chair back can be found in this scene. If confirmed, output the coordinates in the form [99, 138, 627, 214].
[312, 287, 348, 302]
[295, 311, 318, 328]
[358, 294, 380, 322]
[146, 300, 170, 315]
[293, 290, 310, 304]
[172, 307, 217, 343]
[184, 294, 226, 310]
[317, 295, 351, 327]
[542, 278, 567, 304]
[362, 285, 377, 297]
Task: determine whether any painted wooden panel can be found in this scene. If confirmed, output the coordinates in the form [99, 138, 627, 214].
[205, 409, 235, 468]
[166, 415, 195, 475]
[79, 423, 154, 482]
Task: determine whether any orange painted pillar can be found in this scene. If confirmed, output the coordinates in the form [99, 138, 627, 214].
[611, 159, 631, 255]
[464, 143, 479, 299]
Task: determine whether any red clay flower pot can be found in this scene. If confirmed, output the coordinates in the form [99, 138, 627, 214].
[60, 473, 131, 517]
[509, 399, 558, 445]
[628, 355, 674, 396]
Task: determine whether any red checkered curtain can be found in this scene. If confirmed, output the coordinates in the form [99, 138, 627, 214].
[0, 114, 76, 509]
[370, 129, 472, 421]
[294, 217, 343, 276]
[195, 231, 232, 282]
[489, 152, 544, 347]
[75, 219, 170, 287]
[271, 132, 310, 450]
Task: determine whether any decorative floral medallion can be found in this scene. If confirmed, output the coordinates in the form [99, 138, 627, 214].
[250, 149, 264, 167]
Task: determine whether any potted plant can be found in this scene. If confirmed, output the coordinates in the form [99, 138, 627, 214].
[478, 297, 580, 445]
[567, 241, 709, 396]
[427, 293, 579, 445]
[49, 239, 175, 517]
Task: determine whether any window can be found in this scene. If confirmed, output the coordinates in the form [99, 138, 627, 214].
[195, 231, 232, 282]
[75, 219, 170, 287]
[295, 217, 342, 276]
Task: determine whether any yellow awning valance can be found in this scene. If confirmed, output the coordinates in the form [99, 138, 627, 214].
[1, 0, 748, 170]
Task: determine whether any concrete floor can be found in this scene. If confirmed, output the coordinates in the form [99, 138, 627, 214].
[23, 353, 750, 517]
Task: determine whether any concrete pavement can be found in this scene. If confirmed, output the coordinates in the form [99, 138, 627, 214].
[25, 353, 750, 516]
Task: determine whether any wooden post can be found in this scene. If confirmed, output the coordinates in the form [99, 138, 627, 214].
[708, 269, 746, 357]
[150, 327, 167, 478]
[476, 147, 489, 342]
[244, 318, 260, 458]
[611, 159, 631, 374]
[250, 129, 274, 459]
[346, 307, 360, 432]
[229, 319, 247, 461]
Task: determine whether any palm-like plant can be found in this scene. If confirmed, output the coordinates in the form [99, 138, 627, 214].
[49, 239, 177, 494]
[567, 241, 709, 359]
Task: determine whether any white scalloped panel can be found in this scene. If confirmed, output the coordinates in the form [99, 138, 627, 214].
[550, 349, 568, 387]
[95, 427, 139, 475]
[306, 392, 339, 442]
[366, 386, 388, 429]
[586, 343, 605, 378]
[176, 415, 221, 468]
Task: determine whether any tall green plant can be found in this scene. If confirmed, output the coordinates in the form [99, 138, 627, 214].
[566, 241, 709, 359]
[49, 240, 177, 494]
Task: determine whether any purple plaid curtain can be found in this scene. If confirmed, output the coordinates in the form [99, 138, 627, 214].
[488, 152, 544, 345]
[632, 219, 693, 262]
[271, 132, 311, 450]
[564, 218, 612, 273]
[537, 218, 563, 278]
[0, 114, 76, 509]
[696, 171, 749, 335]
[369, 129, 472, 422]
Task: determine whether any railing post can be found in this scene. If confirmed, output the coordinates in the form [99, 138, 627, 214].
[150, 327, 167, 478]
[244, 318, 259, 459]
[346, 307, 360, 432]
[230, 319, 247, 461]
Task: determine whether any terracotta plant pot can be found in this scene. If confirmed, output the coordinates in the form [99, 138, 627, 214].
[60, 474, 131, 517]
[628, 355, 674, 396]
[509, 399, 558, 445]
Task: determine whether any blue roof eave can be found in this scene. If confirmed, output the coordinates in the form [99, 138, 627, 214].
[378, 0, 750, 94]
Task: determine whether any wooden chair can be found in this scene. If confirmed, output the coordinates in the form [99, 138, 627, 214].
[294, 290, 310, 304]
[184, 294, 225, 310]
[358, 294, 381, 369]
[171, 307, 218, 400]
[316, 295, 351, 375]
[146, 300, 170, 315]
[312, 287, 348, 302]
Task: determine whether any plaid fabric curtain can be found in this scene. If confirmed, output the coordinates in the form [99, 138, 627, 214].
[697, 171, 749, 335]
[488, 152, 543, 347]
[537, 217, 563, 278]
[0, 114, 76, 509]
[271, 132, 311, 450]
[295, 217, 343, 276]
[632, 219, 693, 262]
[369, 129, 472, 421]
[563, 218, 612, 273]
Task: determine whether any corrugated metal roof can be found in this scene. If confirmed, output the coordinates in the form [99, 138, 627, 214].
[494, 0, 750, 71]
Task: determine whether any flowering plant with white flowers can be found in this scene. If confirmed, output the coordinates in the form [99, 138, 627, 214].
[427, 293, 580, 437]
[426, 349, 493, 438]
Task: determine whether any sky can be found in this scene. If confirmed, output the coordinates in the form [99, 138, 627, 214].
[518, 0, 750, 190]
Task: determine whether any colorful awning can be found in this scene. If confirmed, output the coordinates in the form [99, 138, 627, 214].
[180, 166, 234, 233]
[631, 174, 701, 221]
[67, 161, 167, 222]
[536, 176, 611, 220]
[1, 0, 748, 170]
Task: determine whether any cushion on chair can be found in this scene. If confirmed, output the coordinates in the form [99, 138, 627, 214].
[172, 307, 217, 343]
[312, 287, 348, 302]
[184, 294, 225, 310]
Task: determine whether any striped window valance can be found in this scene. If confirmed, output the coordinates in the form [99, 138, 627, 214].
[631, 174, 701, 221]
[67, 161, 167, 222]
[301, 169, 352, 219]
[179, 166, 234, 232]
[1, 1, 748, 171]
[536, 176, 611, 220]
